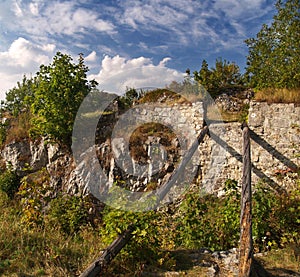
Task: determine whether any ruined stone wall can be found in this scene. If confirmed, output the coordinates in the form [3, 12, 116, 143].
[1, 101, 299, 197]
[112, 100, 299, 194]
[198, 101, 300, 193]
[248, 102, 300, 190]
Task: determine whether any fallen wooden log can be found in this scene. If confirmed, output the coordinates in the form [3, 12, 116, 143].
[79, 225, 135, 277]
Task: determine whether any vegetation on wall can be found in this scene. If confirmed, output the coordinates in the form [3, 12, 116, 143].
[193, 58, 244, 97]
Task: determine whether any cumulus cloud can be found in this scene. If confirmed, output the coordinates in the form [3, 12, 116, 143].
[90, 55, 184, 94]
[85, 51, 97, 62]
[0, 37, 56, 99]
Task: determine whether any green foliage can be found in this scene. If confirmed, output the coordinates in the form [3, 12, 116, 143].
[100, 207, 159, 244]
[177, 179, 300, 252]
[0, 166, 20, 199]
[118, 88, 140, 110]
[29, 52, 97, 145]
[99, 206, 176, 275]
[4, 75, 35, 117]
[245, 0, 300, 89]
[252, 181, 300, 251]
[0, 120, 8, 146]
[177, 179, 240, 251]
[194, 58, 244, 97]
[18, 168, 51, 226]
[47, 194, 91, 235]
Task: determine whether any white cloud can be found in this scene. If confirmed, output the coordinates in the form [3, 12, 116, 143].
[85, 51, 97, 62]
[214, 0, 272, 20]
[5, 1, 116, 38]
[29, 2, 39, 16]
[12, 0, 23, 17]
[0, 37, 56, 99]
[90, 55, 184, 94]
[116, 0, 275, 52]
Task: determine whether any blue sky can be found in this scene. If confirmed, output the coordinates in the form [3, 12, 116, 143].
[0, 0, 277, 99]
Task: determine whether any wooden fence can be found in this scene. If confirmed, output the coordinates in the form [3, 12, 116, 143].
[80, 123, 269, 277]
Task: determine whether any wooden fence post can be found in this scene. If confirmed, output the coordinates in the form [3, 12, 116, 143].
[238, 123, 253, 276]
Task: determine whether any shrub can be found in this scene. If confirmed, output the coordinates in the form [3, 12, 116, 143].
[47, 194, 91, 235]
[99, 205, 177, 275]
[18, 168, 51, 226]
[177, 179, 300, 252]
[176, 179, 240, 251]
[252, 181, 300, 251]
[0, 167, 20, 199]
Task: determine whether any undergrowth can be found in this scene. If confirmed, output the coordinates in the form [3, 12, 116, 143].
[0, 176, 299, 276]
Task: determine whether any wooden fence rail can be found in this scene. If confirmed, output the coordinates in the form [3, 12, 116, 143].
[79, 126, 209, 276]
[79, 225, 135, 277]
[80, 123, 271, 276]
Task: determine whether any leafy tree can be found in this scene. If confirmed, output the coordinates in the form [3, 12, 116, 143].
[4, 76, 35, 117]
[194, 58, 243, 97]
[118, 88, 139, 110]
[194, 60, 212, 91]
[30, 52, 97, 145]
[245, 0, 300, 89]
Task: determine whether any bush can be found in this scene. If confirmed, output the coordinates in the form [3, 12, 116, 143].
[176, 179, 240, 251]
[176, 179, 300, 252]
[0, 167, 20, 199]
[18, 169, 51, 227]
[99, 206, 177, 275]
[252, 181, 300, 251]
[47, 194, 91, 235]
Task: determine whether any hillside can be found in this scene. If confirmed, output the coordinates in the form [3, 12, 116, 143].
[0, 86, 299, 275]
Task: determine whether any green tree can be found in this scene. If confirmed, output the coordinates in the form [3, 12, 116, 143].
[194, 58, 243, 96]
[118, 88, 139, 110]
[194, 60, 212, 90]
[4, 76, 35, 117]
[30, 52, 97, 145]
[245, 0, 300, 89]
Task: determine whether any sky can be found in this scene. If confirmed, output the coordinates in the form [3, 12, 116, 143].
[0, 0, 278, 100]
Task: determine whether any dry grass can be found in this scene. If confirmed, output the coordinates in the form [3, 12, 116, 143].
[4, 111, 31, 144]
[0, 191, 105, 277]
[254, 88, 300, 104]
[138, 89, 195, 105]
[256, 246, 300, 276]
[206, 104, 248, 123]
[129, 122, 177, 163]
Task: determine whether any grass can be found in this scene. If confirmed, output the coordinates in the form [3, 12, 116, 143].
[206, 103, 249, 123]
[254, 88, 300, 104]
[0, 191, 105, 276]
[138, 89, 193, 105]
[2, 111, 31, 145]
[256, 246, 300, 276]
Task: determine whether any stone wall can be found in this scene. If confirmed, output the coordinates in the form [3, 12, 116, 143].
[1, 101, 299, 199]
[198, 101, 300, 193]
[108, 100, 300, 194]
